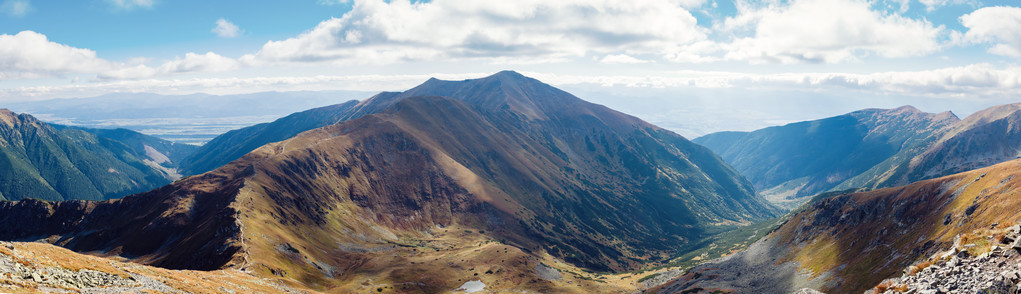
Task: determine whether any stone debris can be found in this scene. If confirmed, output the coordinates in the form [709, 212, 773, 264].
[0, 241, 309, 293]
[870, 226, 1021, 294]
[0, 241, 142, 292]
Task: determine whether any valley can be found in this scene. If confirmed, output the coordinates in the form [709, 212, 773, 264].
[4, 1, 1021, 293]
[0, 72, 779, 293]
[2, 73, 1020, 294]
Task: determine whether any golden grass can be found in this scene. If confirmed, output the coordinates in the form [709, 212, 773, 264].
[765, 160, 1021, 293]
[1, 241, 317, 293]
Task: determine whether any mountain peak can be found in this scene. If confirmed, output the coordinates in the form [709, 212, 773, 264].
[934, 110, 959, 121]
[0, 109, 19, 128]
[950, 102, 1021, 134]
[890, 105, 922, 114]
[489, 70, 526, 79]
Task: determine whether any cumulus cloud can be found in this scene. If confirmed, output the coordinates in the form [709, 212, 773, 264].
[212, 18, 242, 38]
[7, 64, 1019, 102]
[599, 54, 649, 64]
[0, 31, 115, 79]
[241, 0, 707, 65]
[716, 0, 943, 63]
[529, 63, 1021, 98]
[1, 0, 30, 16]
[0, 31, 241, 80]
[959, 6, 1021, 58]
[98, 52, 240, 80]
[918, 0, 975, 12]
[106, 0, 153, 10]
[0, 73, 486, 101]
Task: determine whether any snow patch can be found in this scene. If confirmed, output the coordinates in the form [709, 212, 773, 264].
[455, 280, 485, 293]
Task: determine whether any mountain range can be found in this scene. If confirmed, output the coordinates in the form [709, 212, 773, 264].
[7, 91, 373, 145]
[655, 156, 1021, 293]
[3, 71, 1020, 293]
[0, 109, 195, 201]
[694, 103, 1021, 206]
[0, 71, 778, 292]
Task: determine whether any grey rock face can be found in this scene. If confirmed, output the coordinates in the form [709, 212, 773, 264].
[871, 227, 1021, 294]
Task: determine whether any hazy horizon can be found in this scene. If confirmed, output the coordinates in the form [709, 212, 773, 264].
[3, 0, 1021, 140]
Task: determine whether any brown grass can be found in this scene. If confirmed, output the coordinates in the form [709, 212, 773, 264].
[872, 280, 909, 293]
[910, 260, 932, 276]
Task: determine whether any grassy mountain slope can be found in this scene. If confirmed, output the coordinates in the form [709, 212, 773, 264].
[898, 103, 1021, 184]
[0, 72, 778, 292]
[694, 106, 958, 203]
[68, 126, 197, 168]
[0, 109, 190, 201]
[179, 100, 359, 175]
[0, 241, 311, 293]
[655, 158, 1021, 293]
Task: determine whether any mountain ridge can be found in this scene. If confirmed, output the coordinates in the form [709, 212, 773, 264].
[0, 109, 193, 201]
[694, 105, 959, 204]
[655, 157, 1021, 293]
[0, 72, 778, 292]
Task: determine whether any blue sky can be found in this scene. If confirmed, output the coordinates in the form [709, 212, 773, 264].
[2, 0, 1021, 136]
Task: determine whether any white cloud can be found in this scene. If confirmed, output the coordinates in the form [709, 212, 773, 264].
[98, 52, 240, 80]
[676, 0, 707, 8]
[919, 0, 946, 11]
[241, 0, 707, 65]
[106, 0, 153, 10]
[212, 18, 242, 38]
[0, 73, 487, 101]
[887, 0, 910, 13]
[6, 64, 1019, 102]
[0, 31, 114, 79]
[917, 0, 977, 12]
[528, 63, 1021, 99]
[599, 54, 649, 64]
[158, 52, 239, 73]
[0, 31, 241, 81]
[1, 0, 29, 16]
[317, 0, 350, 5]
[716, 0, 943, 63]
[960, 6, 1021, 58]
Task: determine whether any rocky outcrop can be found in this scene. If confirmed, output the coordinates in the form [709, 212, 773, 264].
[0, 242, 140, 291]
[870, 225, 1021, 294]
[0, 241, 308, 293]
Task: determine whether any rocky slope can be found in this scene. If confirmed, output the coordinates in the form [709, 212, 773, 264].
[0, 72, 778, 292]
[869, 225, 1021, 294]
[0, 241, 308, 293]
[0, 109, 194, 201]
[694, 106, 958, 204]
[654, 158, 1021, 294]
